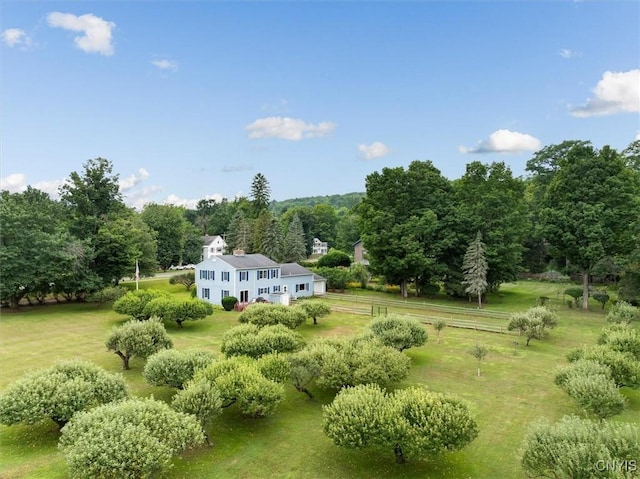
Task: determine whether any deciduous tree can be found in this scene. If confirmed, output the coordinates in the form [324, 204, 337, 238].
[367, 314, 427, 351]
[169, 272, 196, 290]
[143, 297, 214, 328]
[141, 204, 188, 269]
[106, 318, 173, 369]
[238, 303, 307, 329]
[143, 349, 215, 389]
[113, 289, 170, 320]
[358, 161, 454, 298]
[323, 384, 478, 464]
[538, 143, 640, 310]
[0, 360, 127, 429]
[297, 300, 332, 325]
[192, 357, 284, 417]
[220, 324, 305, 358]
[521, 416, 639, 479]
[59, 397, 204, 478]
[507, 307, 558, 346]
[555, 359, 626, 420]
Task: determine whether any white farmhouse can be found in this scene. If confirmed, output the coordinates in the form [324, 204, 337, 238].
[311, 238, 328, 256]
[202, 235, 227, 260]
[195, 251, 326, 306]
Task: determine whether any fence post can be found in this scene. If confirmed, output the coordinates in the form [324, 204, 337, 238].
[371, 305, 374, 316]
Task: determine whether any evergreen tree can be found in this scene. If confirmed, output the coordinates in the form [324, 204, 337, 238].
[226, 210, 252, 253]
[283, 214, 307, 263]
[250, 173, 271, 217]
[261, 215, 284, 262]
[462, 231, 488, 308]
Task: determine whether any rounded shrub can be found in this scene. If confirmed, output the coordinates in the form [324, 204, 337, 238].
[221, 296, 238, 312]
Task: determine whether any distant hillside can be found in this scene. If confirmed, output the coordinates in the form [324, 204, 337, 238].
[270, 192, 365, 215]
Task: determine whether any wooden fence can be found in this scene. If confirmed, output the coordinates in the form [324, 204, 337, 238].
[326, 293, 514, 335]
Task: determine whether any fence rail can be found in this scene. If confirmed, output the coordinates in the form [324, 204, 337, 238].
[326, 293, 515, 334]
[324, 292, 511, 319]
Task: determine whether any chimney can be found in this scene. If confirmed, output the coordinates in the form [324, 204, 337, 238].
[233, 249, 245, 256]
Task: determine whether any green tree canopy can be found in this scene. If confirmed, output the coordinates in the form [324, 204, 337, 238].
[191, 356, 285, 418]
[0, 360, 127, 429]
[450, 161, 527, 294]
[359, 160, 454, 298]
[59, 397, 205, 478]
[538, 142, 640, 309]
[220, 324, 305, 358]
[367, 313, 428, 351]
[520, 416, 639, 479]
[141, 203, 188, 269]
[143, 349, 215, 389]
[323, 384, 478, 464]
[106, 318, 173, 370]
[143, 297, 214, 328]
[238, 303, 307, 329]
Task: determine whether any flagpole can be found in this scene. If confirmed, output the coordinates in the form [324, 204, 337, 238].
[135, 259, 140, 291]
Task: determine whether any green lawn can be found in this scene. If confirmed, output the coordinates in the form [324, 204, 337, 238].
[1, 280, 638, 479]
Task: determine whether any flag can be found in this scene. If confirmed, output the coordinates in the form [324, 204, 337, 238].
[135, 260, 140, 291]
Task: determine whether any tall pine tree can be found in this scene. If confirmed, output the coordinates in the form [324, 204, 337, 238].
[261, 215, 284, 262]
[283, 214, 307, 263]
[462, 231, 488, 308]
[226, 210, 252, 253]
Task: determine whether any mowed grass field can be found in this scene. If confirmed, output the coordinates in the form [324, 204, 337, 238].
[1, 280, 638, 479]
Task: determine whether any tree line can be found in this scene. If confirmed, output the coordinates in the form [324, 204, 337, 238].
[2, 139, 639, 308]
[358, 140, 640, 308]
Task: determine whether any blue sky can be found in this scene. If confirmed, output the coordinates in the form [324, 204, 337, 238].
[2, 1, 639, 208]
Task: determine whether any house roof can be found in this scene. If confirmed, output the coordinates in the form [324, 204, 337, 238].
[280, 263, 314, 278]
[203, 235, 226, 246]
[216, 253, 279, 269]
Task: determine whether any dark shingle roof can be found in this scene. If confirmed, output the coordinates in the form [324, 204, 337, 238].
[280, 263, 314, 277]
[218, 253, 278, 269]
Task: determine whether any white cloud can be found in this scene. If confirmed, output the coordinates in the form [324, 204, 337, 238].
[47, 12, 115, 56]
[123, 185, 164, 211]
[460, 129, 542, 154]
[151, 59, 178, 71]
[0, 173, 27, 192]
[2, 28, 32, 48]
[33, 179, 63, 197]
[0, 174, 63, 197]
[559, 48, 580, 59]
[245, 117, 336, 141]
[164, 193, 225, 210]
[357, 141, 390, 160]
[570, 69, 640, 117]
[119, 168, 149, 192]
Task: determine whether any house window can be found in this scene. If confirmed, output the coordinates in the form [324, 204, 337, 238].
[296, 283, 307, 292]
[222, 271, 230, 282]
[221, 290, 229, 299]
[258, 269, 269, 280]
[271, 269, 279, 278]
[239, 271, 249, 281]
[200, 270, 215, 280]
[240, 290, 249, 302]
[258, 287, 270, 295]
[202, 288, 210, 299]
[273, 285, 281, 293]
